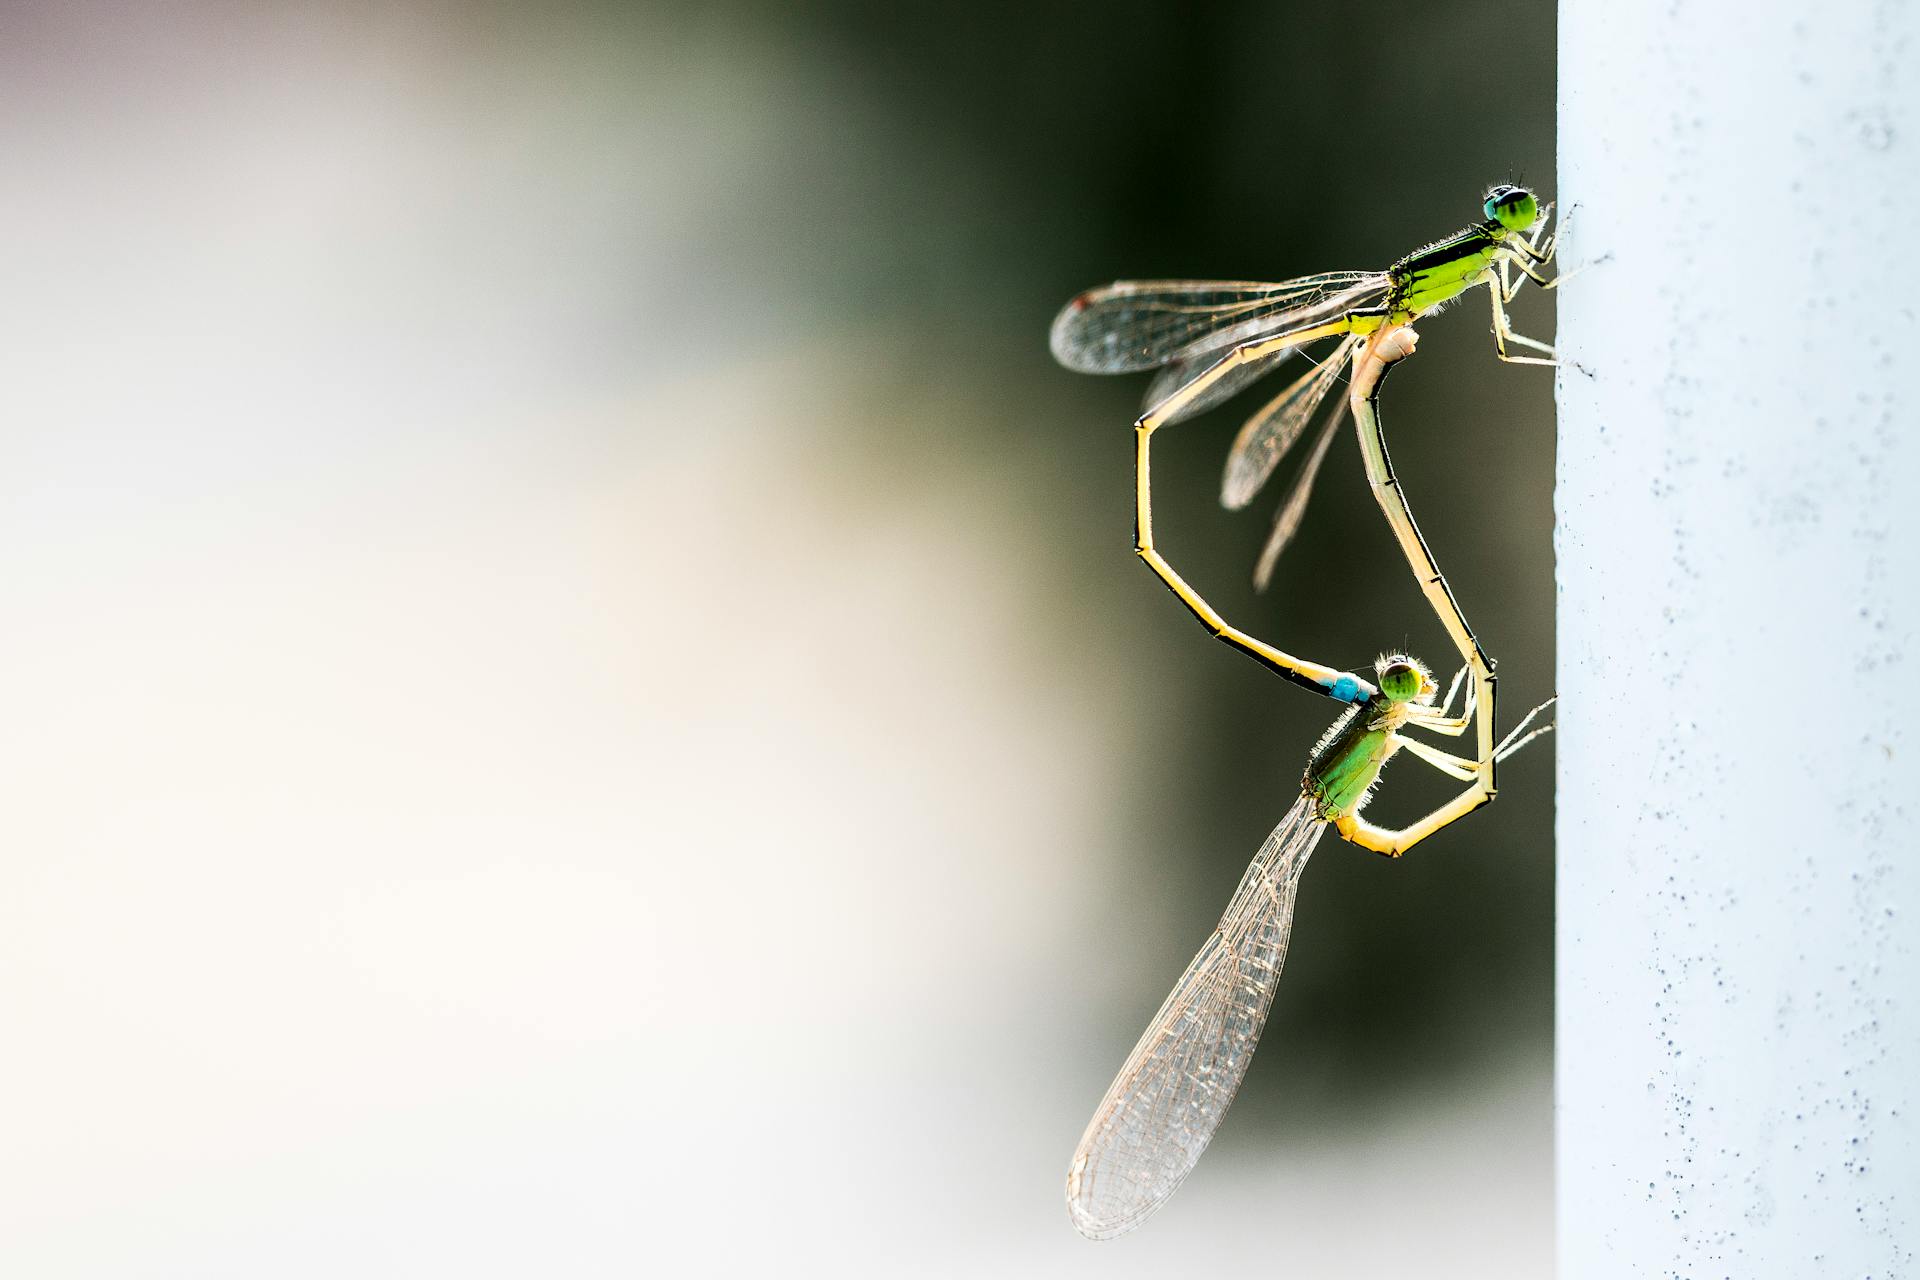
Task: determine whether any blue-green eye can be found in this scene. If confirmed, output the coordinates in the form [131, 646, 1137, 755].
[1377, 657, 1426, 703]
[1484, 185, 1539, 232]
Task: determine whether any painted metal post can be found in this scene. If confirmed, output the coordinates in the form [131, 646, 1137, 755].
[1557, 2, 1919, 1274]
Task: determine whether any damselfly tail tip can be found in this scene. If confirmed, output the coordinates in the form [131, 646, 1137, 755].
[1375, 325, 1420, 364]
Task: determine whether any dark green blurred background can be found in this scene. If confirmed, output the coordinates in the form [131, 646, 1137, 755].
[671, 0, 1564, 1262]
[719, 0, 1561, 1092]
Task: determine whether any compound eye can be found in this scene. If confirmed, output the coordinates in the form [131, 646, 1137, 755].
[1378, 659, 1426, 703]
[1483, 185, 1539, 232]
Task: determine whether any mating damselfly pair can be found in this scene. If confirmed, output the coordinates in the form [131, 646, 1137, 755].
[1049, 187, 1564, 1239]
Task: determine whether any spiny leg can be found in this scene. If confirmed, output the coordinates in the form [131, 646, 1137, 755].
[1402, 664, 1478, 737]
[1512, 245, 1603, 297]
[1498, 240, 1604, 375]
[1335, 694, 1558, 859]
[1437, 660, 1477, 721]
[1335, 780, 1493, 858]
[1528, 203, 1559, 257]
[1506, 252, 1560, 290]
[1397, 735, 1481, 782]
[1498, 258, 1524, 304]
[1496, 696, 1558, 760]
[1486, 283, 1559, 365]
[1347, 688, 1559, 859]
[1498, 257, 1548, 305]
[1508, 207, 1561, 266]
[1405, 703, 1474, 738]
[1501, 245, 1604, 380]
[1503, 204, 1599, 299]
[1497, 204, 1565, 303]
[1336, 687, 1559, 855]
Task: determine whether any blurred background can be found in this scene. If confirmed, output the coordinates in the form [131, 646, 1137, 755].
[0, 1, 1558, 1275]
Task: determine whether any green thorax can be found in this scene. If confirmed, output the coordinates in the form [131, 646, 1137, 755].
[1386, 221, 1506, 321]
[1303, 697, 1401, 819]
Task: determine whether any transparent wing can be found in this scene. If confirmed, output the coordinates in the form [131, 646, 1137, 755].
[1066, 796, 1326, 1240]
[1252, 401, 1347, 592]
[1141, 340, 1300, 427]
[1221, 333, 1361, 510]
[1050, 273, 1386, 375]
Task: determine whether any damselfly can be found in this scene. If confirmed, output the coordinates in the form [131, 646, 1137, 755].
[1051, 186, 1562, 588]
[1066, 327, 1553, 1239]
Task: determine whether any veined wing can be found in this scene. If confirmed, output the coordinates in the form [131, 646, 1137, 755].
[1050, 273, 1384, 376]
[1141, 338, 1303, 428]
[1134, 278, 1385, 427]
[1252, 400, 1346, 592]
[1221, 334, 1361, 510]
[1066, 796, 1326, 1240]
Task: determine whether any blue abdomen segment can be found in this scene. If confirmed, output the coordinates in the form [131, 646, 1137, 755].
[1327, 674, 1366, 703]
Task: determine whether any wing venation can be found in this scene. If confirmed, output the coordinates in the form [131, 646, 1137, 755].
[1065, 796, 1325, 1240]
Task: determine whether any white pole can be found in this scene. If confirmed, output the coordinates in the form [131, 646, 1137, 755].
[1557, 2, 1919, 1274]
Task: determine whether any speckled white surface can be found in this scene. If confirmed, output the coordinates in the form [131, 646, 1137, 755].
[1558, 2, 1920, 1274]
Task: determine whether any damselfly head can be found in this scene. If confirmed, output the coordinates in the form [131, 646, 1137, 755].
[1484, 184, 1540, 233]
[1375, 654, 1436, 704]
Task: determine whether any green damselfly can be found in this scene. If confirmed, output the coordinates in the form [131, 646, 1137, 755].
[1051, 186, 1563, 587]
[1066, 326, 1553, 1239]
